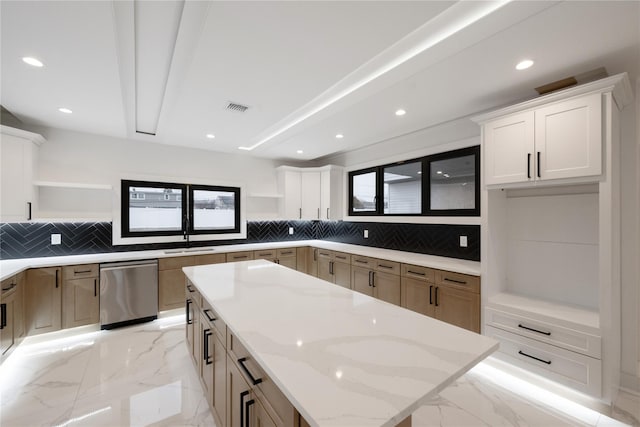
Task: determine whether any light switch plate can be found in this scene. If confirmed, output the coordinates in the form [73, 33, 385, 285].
[51, 234, 62, 245]
[364, 230, 369, 238]
[459, 235, 468, 247]
[288, 227, 294, 235]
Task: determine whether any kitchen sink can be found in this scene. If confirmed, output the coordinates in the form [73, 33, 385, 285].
[164, 248, 216, 254]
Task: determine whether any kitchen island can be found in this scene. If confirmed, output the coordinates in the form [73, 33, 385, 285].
[183, 260, 497, 427]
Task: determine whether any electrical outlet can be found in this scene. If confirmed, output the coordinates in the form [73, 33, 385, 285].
[288, 227, 294, 235]
[364, 229, 369, 238]
[51, 234, 62, 245]
[459, 235, 468, 248]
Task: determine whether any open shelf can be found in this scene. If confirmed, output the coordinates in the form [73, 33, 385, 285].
[34, 181, 112, 190]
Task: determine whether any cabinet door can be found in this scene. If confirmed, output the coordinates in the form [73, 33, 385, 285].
[434, 285, 480, 333]
[320, 170, 332, 220]
[213, 332, 227, 427]
[535, 93, 602, 181]
[63, 277, 99, 328]
[227, 356, 252, 427]
[373, 271, 400, 306]
[300, 172, 321, 219]
[201, 321, 214, 405]
[159, 269, 187, 311]
[0, 134, 34, 222]
[351, 266, 373, 297]
[25, 267, 62, 335]
[0, 292, 15, 355]
[193, 307, 201, 369]
[333, 261, 351, 289]
[282, 171, 302, 219]
[278, 256, 297, 270]
[484, 111, 535, 185]
[401, 277, 435, 318]
[14, 272, 25, 340]
[186, 298, 195, 360]
[251, 396, 278, 427]
[307, 248, 319, 277]
[317, 257, 333, 283]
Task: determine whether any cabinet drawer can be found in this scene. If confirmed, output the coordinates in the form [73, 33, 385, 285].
[485, 307, 601, 358]
[276, 248, 296, 258]
[486, 325, 601, 397]
[255, 249, 276, 259]
[401, 264, 435, 282]
[159, 256, 195, 271]
[194, 253, 226, 265]
[201, 298, 226, 343]
[374, 259, 400, 275]
[185, 280, 201, 307]
[227, 330, 297, 426]
[1, 275, 18, 296]
[63, 264, 98, 280]
[351, 255, 373, 267]
[435, 270, 479, 293]
[316, 249, 332, 260]
[333, 251, 351, 264]
[226, 251, 255, 262]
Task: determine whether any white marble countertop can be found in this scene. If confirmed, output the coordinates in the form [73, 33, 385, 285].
[0, 239, 480, 281]
[183, 260, 497, 427]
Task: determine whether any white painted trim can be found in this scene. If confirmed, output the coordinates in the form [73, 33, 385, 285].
[0, 125, 46, 145]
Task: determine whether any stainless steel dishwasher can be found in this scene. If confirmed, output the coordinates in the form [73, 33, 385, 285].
[99, 259, 158, 330]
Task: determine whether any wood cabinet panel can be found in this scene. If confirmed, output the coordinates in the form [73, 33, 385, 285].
[227, 355, 251, 427]
[159, 256, 195, 271]
[159, 269, 187, 311]
[317, 257, 333, 283]
[195, 253, 226, 265]
[14, 272, 25, 340]
[401, 277, 435, 318]
[227, 251, 255, 262]
[435, 286, 480, 333]
[63, 276, 99, 329]
[25, 267, 62, 335]
[62, 263, 99, 280]
[254, 249, 276, 260]
[0, 289, 15, 355]
[351, 266, 373, 297]
[333, 261, 351, 289]
[373, 271, 400, 305]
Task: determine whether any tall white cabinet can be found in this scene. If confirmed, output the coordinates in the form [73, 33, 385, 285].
[474, 73, 633, 403]
[277, 165, 343, 220]
[0, 126, 44, 222]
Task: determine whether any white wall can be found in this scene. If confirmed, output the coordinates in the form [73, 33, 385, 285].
[32, 126, 282, 221]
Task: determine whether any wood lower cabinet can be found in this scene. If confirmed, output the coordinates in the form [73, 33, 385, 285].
[159, 256, 195, 311]
[351, 256, 400, 305]
[254, 248, 297, 270]
[62, 264, 99, 329]
[317, 250, 351, 288]
[227, 251, 255, 263]
[25, 267, 62, 335]
[401, 264, 480, 333]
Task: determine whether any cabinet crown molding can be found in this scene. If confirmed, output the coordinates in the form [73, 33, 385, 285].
[0, 125, 46, 145]
[471, 72, 633, 124]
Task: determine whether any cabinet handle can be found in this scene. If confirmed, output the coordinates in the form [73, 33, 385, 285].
[234, 255, 248, 260]
[429, 285, 433, 305]
[317, 208, 320, 219]
[335, 255, 346, 260]
[378, 264, 393, 270]
[313, 249, 317, 261]
[329, 261, 334, 275]
[275, 259, 280, 264]
[518, 350, 551, 365]
[537, 151, 541, 178]
[355, 259, 367, 264]
[240, 390, 250, 427]
[371, 271, 375, 287]
[407, 270, 425, 276]
[434, 286, 439, 307]
[0, 303, 6, 329]
[187, 284, 195, 293]
[443, 277, 467, 285]
[326, 207, 330, 219]
[186, 299, 192, 324]
[74, 269, 92, 274]
[1, 283, 16, 292]
[94, 279, 97, 297]
[27, 202, 32, 220]
[55, 269, 59, 288]
[203, 309, 216, 322]
[238, 357, 263, 385]
[258, 252, 271, 257]
[203, 329, 213, 365]
[368, 270, 373, 286]
[527, 153, 531, 179]
[518, 323, 551, 336]
[245, 398, 255, 427]
[299, 208, 302, 219]
[280, 251, 293, 255]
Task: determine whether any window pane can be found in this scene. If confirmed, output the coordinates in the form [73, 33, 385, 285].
[383, 162, 422, 214]
[430, 154, 476, 210]
[352, 172, 377, 212]
[129, 186, 182, 232]
[193, 189, 236, 230]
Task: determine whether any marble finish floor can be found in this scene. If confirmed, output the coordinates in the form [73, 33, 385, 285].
[0, 315, 637, 427]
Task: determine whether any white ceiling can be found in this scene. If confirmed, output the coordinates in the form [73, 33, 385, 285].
[1, 1, 638, 162]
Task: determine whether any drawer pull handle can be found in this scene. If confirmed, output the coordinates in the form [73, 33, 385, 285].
[240, 390, 250, 427]
[378, 264, 393, 269]
[280, 251, 293, 255]
[443, 277, 467, 285]
[1, 283, 16, 292]
[258, 253, 271, 257]
[429, 285, 433, 305]
[238, 357, 263, 385]
[186, 299, 193, 324]
[0, 303, 6, 329]
[518, 324, 551, 336]
[186, 284, 195, 293]
[203, 329, 213, 365]
[245, 398, 255, 427]
[74, 269, 92, 274]
[94, 279, 97, 297]
[518, 350, 551, 365]
[335, 255, 346, 260]
[434, 286, 439, 307]
[407, 270, 425, 276]
[355, 259, 367, 264]
[234, 255, 248, 259]
[203, 309, 216, 322]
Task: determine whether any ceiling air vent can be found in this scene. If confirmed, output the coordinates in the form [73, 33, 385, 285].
[226, 102, 249, 113]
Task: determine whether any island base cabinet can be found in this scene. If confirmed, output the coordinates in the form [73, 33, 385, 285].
[25, 267, 62, 336]
[227, 355, 253, 427]
[0, 292, 15, 355]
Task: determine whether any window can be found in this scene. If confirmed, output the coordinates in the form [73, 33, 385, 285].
[121, 180, 241, 238]
[348, 146, 480, 217]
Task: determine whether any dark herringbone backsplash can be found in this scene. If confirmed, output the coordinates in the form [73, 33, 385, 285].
[0, 220, 479, 261]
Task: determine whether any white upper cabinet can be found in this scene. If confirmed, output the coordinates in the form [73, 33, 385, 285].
[479, 90, 605, 187]
[0, 126, 44, 222]
[277, 165, 343, 220]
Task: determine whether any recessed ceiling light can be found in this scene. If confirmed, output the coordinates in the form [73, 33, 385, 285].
[417, 171, 422, 175]
[444, 173, 450, 178]
[58, 107, 73, 114]
[297, 150, 303, 154]
[395, 109, 406, 116]
[436, 170, 443, 174]
[335, 134, 344, 139]
[515, 59, 534, 70]
[206, 134, 215, 139]
[22, 57, 43, 67]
